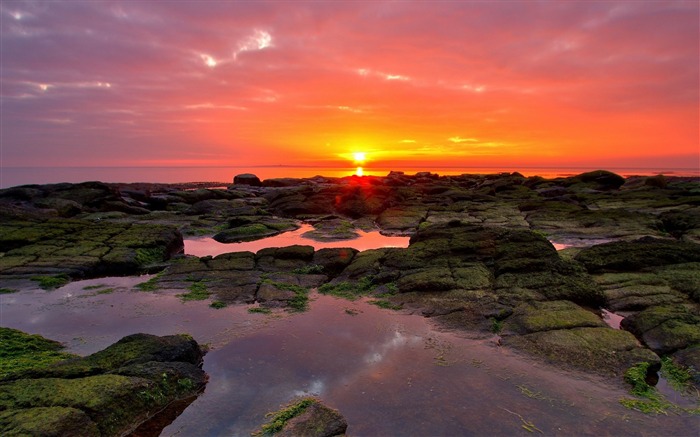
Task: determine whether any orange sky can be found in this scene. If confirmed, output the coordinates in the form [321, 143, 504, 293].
[1, 1, 698, 170]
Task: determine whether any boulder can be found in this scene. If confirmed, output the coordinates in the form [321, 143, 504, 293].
[233, 173, 262, 186]
[620, 305, 700, 355]
[257, 397, 347, 437]
[0, 330, 207, 437]
[575, 237, 700, 273]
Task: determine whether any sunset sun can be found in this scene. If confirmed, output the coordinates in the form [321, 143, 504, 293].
[353, 152, 366, 163]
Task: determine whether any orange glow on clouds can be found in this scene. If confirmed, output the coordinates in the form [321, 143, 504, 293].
[1, 2, 698, 170]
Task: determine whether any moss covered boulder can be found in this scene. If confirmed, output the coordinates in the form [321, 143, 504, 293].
[575, 237, 700, 273]
[0, 330, 207, 437]
[503, 300, 606, 335]
[0, 220, 183, 279]
[620, 305, 700, 355]
[503, 327, 659, 377]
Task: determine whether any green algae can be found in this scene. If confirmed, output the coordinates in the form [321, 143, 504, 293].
[368, 299, 402, 310]
[318, 276, 375, 300]
[270, 281, 309, 312]
[31, 274, 70, 290]
[0, 406, 100, 437]
[134, 247, 166, 266]
[660, 356, 696, 392]
[248, 307, 272, 314]
[0, 328, 77, 381]
[178, 281, 210, 301]
[620, 362, 700, 415]
[209, 301, 227, 309]
[254, 397, 316, 436]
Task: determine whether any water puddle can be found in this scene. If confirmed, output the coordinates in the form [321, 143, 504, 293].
[2, 278, 698, 436]
[601, 308, 625, 329]
[184, 224, 410, 257]
[550, 237, 615, 251]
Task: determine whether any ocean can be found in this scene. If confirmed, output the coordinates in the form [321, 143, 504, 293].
[1, 165, 698, 189]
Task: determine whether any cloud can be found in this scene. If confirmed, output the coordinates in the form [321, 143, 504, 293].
[234, 29, 272, 59]
[449, 137, 479, 144]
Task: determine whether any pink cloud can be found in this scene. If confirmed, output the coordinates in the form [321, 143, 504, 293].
[1, 1, 697, 168]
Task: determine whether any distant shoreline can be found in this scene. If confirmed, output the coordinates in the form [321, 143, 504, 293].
[2, 166, 698, 189]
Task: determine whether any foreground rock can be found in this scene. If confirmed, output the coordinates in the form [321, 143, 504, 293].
[255, 397, 347, 437]
[0, 328, 207, 437]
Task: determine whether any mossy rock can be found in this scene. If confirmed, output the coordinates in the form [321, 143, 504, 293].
[621, 306, 700, 355]
[504, 327, 660, 376]
[503, 300, 606, 334]
[0, 328, 77, 381]
[0, 374, 189, 436]
[452, 263, 493, 290]
[207, 251, 256, 271]
[0, 331, 207, 437]
[213, 224, 279, 243]
[256, 397, 347, 437]
[656, 263, 700, 303]
[0, 406, 100, 437]
[569, 170, 625, 190]
[311, 248, 358, 276]
[495, 264, 604, 307]
[332, 248, 390, 280]
[20, 333, 203, 380]
[302, 219, 359, 241]
[575, 237, 700, 273]
[376, 207, 426, 232]
[672, 345, 700, 386]
[397, 268, 457, 292]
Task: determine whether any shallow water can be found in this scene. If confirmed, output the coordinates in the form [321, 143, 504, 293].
[550, 237, 616, 251]
[184, 224, 410, 257]
[2, 277, 698, 436]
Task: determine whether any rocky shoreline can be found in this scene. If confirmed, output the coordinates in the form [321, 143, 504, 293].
[1, 170, 699, 434]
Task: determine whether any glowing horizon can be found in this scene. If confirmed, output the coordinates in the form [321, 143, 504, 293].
[1, 1, 698, 170]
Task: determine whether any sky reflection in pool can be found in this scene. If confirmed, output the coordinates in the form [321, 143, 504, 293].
[2, 277, 697, 436]
[184, 224, 410, 256]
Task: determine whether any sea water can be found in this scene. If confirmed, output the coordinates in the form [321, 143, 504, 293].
[2, 165, 698, 188]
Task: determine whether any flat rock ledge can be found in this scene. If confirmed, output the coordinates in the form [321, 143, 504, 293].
[0, 328, 207, 437]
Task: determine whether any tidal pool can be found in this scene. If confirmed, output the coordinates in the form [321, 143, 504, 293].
[1, 278, 698, 436]
[184, 224, 410, 257]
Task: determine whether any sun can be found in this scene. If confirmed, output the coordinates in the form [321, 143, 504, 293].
[353, 152, 366, 163]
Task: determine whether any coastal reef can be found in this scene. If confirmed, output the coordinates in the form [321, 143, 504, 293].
[1, 170, 699, 432]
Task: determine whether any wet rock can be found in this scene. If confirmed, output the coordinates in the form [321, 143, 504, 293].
[570, 170, 625, 191]
[620, 305, 700, 355]
[0, 407, 100, 437]
[302, 218, 360, 241]
[312, 248, 358, 276]
[255, 245, 315, 272]
[503, 300, 606, 335]
[214, 224, 281, 243]
[0, 220, 183, 279]
[593, 272, 688, 312]
[376, 207, 426, 233]
[0, 331, 206, 437]
[257, 397, 347, 437]
[503, 327, 660, 377]
[233, 173, 262, 186]
[671, 345, 700, 386]
[575, 237, 700, 273]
